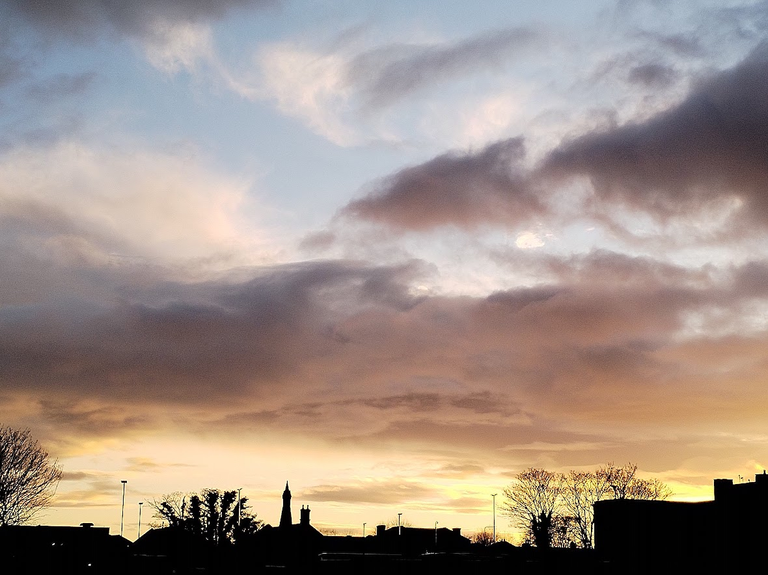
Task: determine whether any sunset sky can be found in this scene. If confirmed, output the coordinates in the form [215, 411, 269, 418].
[2, 0, 768, 540]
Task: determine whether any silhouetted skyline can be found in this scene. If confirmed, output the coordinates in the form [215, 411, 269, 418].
[1, 0, 767, 537]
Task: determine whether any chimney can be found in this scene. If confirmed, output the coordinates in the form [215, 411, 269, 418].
[80, 523, 93, 529]
[300, 505, 311, 526]
[377, 524, 386, 537]
[453, 528, 461, 536]
[713, 478, 734, 502]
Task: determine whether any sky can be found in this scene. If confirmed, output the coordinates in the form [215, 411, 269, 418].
[2, 0, 768, 540]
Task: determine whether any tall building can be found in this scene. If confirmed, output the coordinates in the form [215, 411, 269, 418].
[279, 481, 292, 529]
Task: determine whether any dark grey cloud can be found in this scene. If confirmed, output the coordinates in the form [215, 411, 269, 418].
[0, 18, 29, 89]
[490, 249, 711, 289]
[3, 0, 276, 41]
[348, 27, 541, 110]
[357, 393, 441, 412]
[368, 418, 606, 454]
[25, 72, 98, 103]
[0, 259, 430, 405]
[342, 138, 542, 230]
[449, 391, 519, 417]
[732, 260, 768, 298]
[38, 400, 152, 435]
[636, 31, 704, 58]
[627, 62, 677, 88]
[342, 41, 768, 236]
[4, 204, 768, 453]
[543, 43, 768, 227]
[0, 53, 25, 89]
[60, 471, 91, 481]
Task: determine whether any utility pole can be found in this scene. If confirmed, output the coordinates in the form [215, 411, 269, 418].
[492, 493, 497, 543]
[120, 480, 127, 538]
[137, 502, 143, 539]
[398, 513, 402, 536]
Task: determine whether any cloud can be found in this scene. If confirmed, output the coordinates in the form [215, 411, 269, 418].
[3, 210, 768, 471]
[252, 26, 541, 145]
[348, 27, 540, 110]
[5, 0, 275, 41]
[341, 138, 542, 230]
[543, 43, 768, 230]
[0, 29, 27, 89]
[125, 457, 195, 472]
[643, 32, 704, 58]
[142, 20, 215, 74]
[338, 41, 768, 237]
[0, 141, 262, 267]
[0, 259, 432, 407]
[302, 481, 432, 505]
[25, 72, 98, 103]
[254, 41, 357, 145]
[626, 63, 678, 88]
[4, 0, 276, 77]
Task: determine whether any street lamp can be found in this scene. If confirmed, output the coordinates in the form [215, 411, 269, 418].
[397, 512, 402, 536]
[137, 502, 143, 539]
[238, 488, 242, 529]
[492, 493, 497, 543]
[120, 480, 127, 538]
[363, 522, 366, 537]
[434, 521, 438, 547]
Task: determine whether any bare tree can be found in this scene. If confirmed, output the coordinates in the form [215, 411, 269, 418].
[560, 469, 612, 549]
[627, 477, 672, 500]
[505, 463, 672, 549]
[0, 426, 62, 525]
[600, 463, 671, 501]
[471, 530, 496, 546]
[600, 462, 638, 500]
[501, 468, 561, 549]
[383, 515, 412, 528]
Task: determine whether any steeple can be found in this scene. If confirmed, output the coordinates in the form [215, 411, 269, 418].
[279, 481, 292, 529]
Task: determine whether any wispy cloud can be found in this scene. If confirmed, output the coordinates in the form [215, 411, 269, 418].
[250, 26, 543, 145]
[348, 27, 541, 110]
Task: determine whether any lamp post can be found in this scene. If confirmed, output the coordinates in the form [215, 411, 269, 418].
[434, 521, 438, 548]
[397, 513, 402, 536]
[492, 493, 497, 543]
[137, 502, 143, 539]
[120, 480, 127, 538]
[363, 522, 366, 537]
[238, 488, 242, 530]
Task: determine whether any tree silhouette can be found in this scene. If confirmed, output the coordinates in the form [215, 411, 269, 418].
[560, 469, 612, 549]
[0, 426, 62, 526]
[471, 530, 497, 546]
[151, 488, 262, 544]
[502, 468, 560, 549]
[503, 463, 672, 549]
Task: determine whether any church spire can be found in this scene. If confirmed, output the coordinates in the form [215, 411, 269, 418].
[279, 481, 292, 529]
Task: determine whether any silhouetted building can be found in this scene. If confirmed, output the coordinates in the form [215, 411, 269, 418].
[594, 471, 768, 572]
[132, 526, 211, 574]
[0, 523, 130, 575]
[370, 524, 471, 555]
